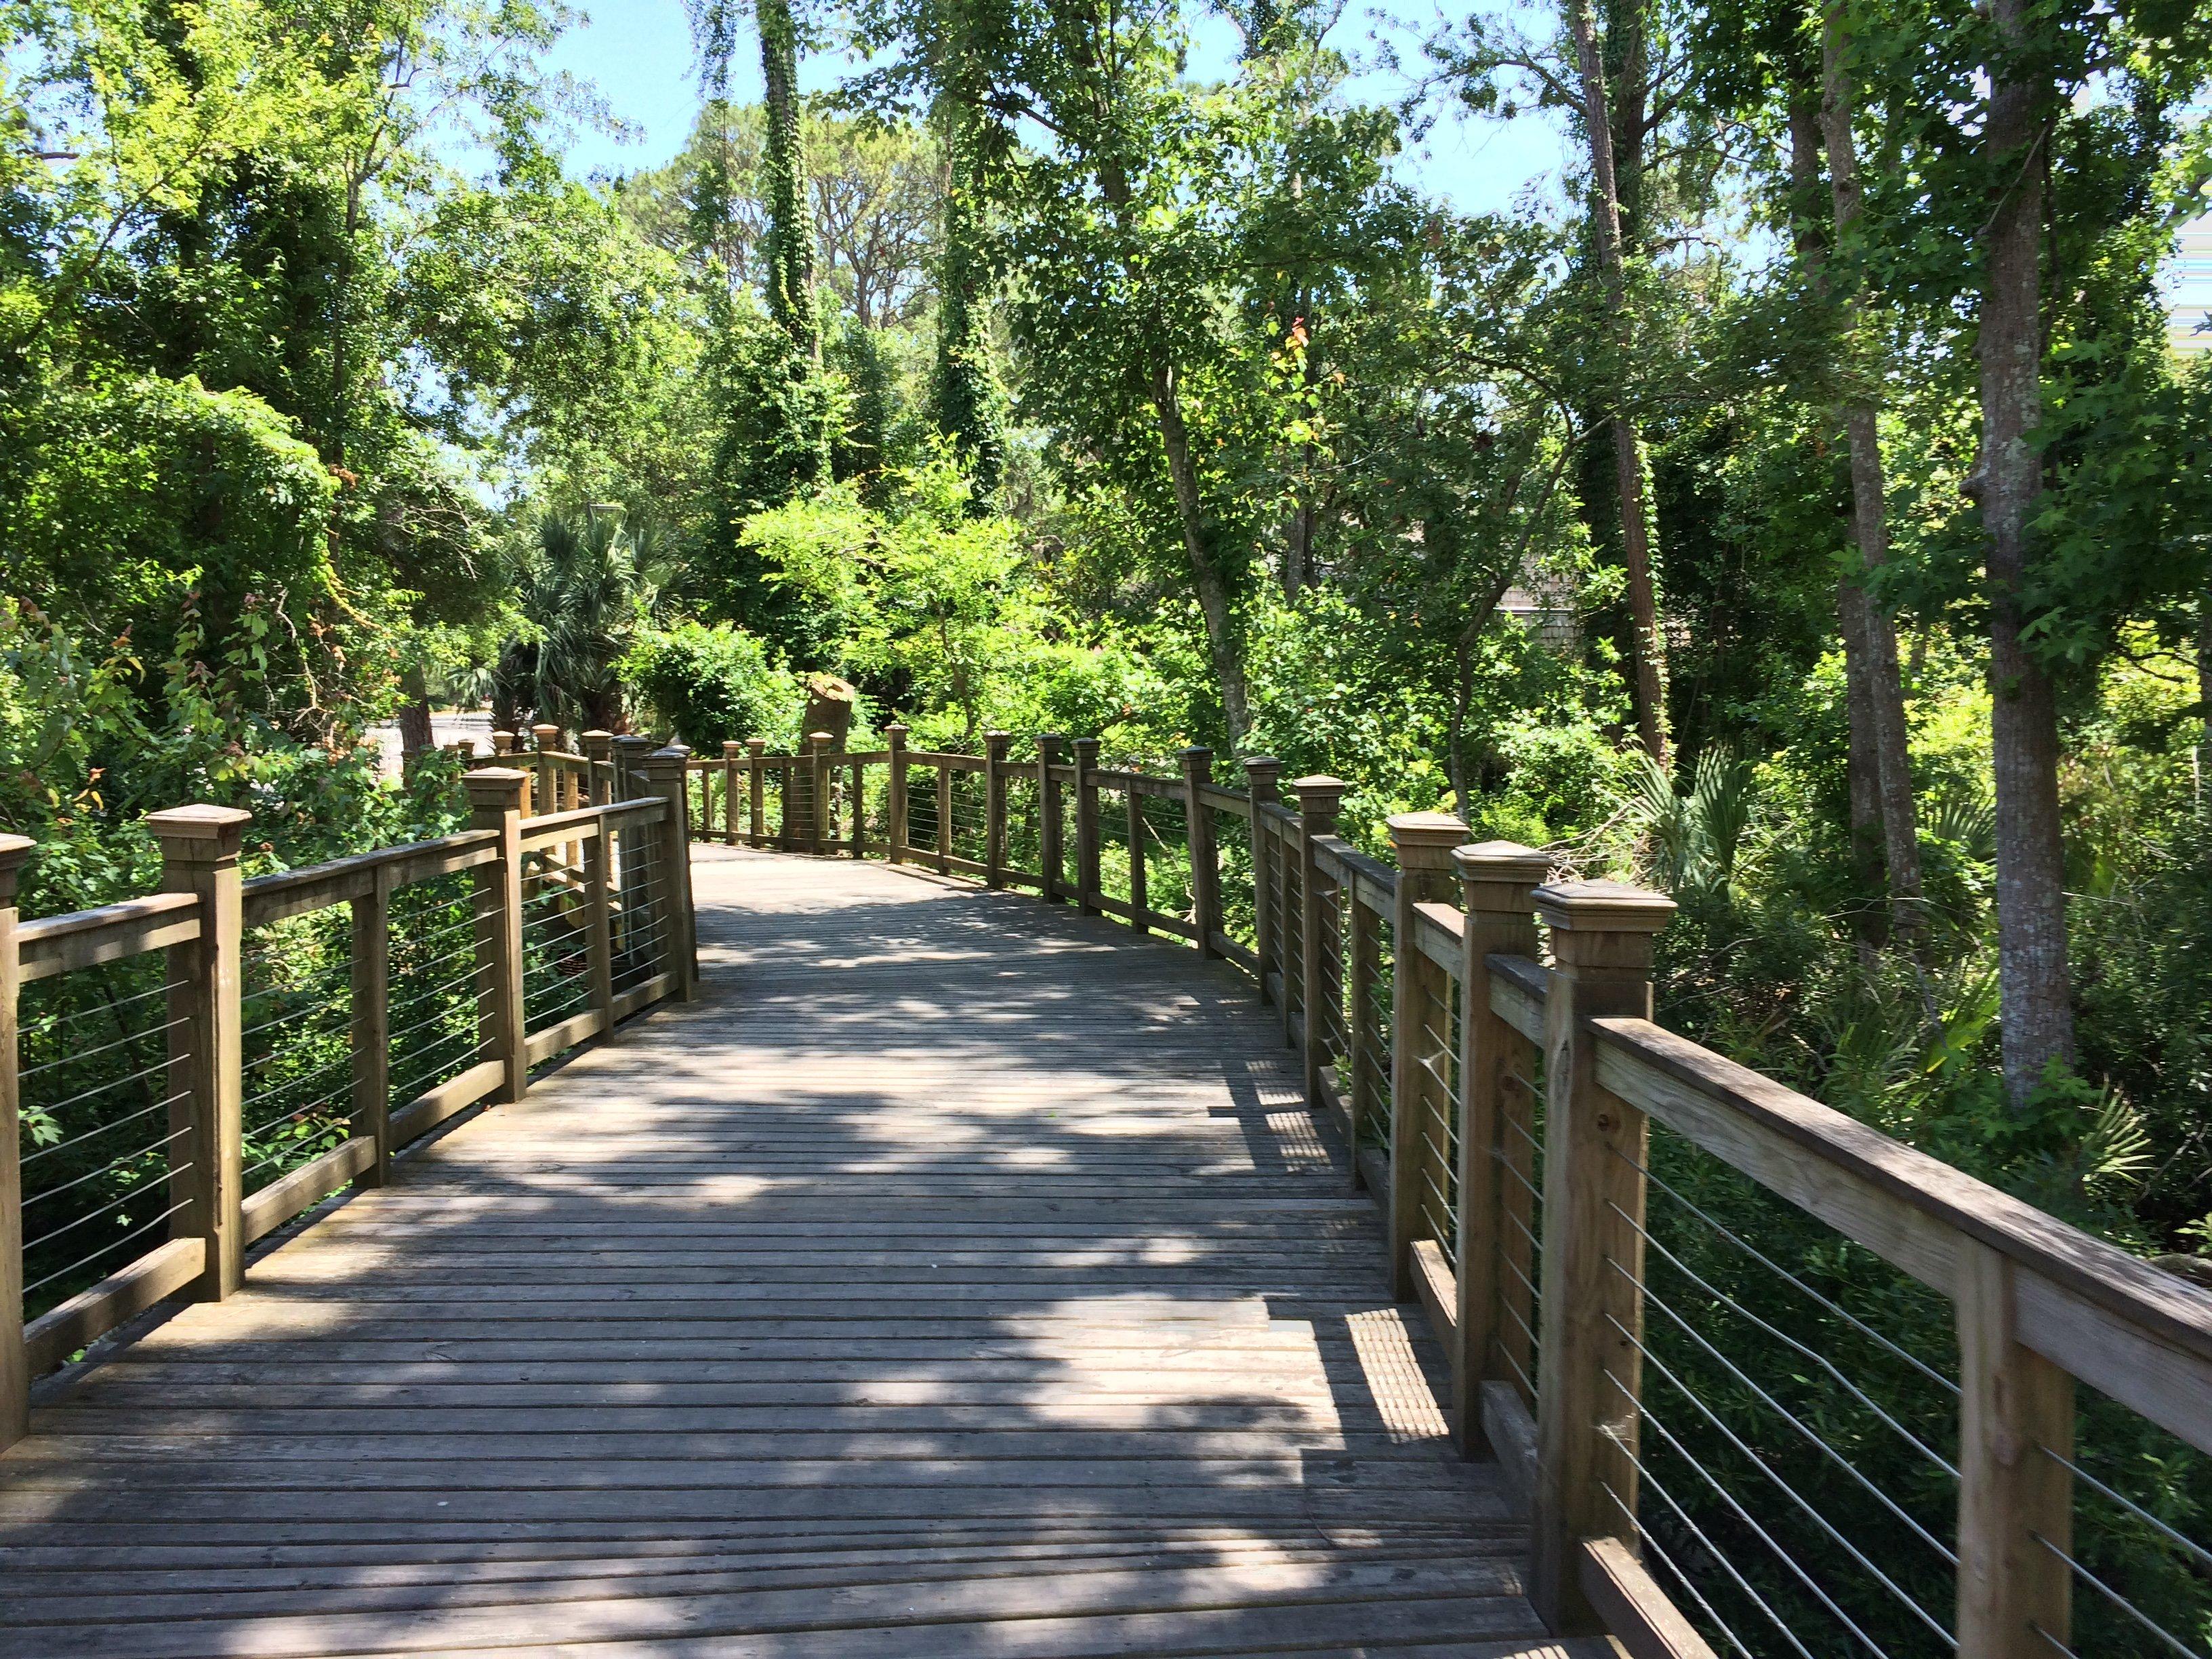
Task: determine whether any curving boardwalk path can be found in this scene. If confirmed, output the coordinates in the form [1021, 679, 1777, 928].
[0, 847, 1599, 1658]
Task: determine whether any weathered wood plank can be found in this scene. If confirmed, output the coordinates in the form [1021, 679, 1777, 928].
[16, 892, 200, 981]
[2, 846, 1548, 1659]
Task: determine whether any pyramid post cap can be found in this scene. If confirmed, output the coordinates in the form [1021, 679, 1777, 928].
[1385, 811, 1469, 843]
[1532, 879, 1677, 932]
[145, 805, 253, 851]
[1454, 841, 1551, 881]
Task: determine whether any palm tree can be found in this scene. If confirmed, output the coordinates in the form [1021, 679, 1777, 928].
[506, 508, 672, 733]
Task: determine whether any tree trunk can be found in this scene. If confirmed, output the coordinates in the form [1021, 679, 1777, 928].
[398, 660, 434, 774]
[1152, 362, 1252, 746]
[930, 96, 1003, 497]
[1782, 91, 1884, 953]
[1563, 0, 1667, 762]
[2198, 582, 2212, 820]
[1838, 580, 1889, 951]
[758, 0, 817, 363]
[1821, 13, 1926, 943]
[1980, 0, 2072, 1106]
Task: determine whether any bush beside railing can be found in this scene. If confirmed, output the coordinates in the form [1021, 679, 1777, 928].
[701, 726, 2212, 1659]
[0, 739, 701, 1450]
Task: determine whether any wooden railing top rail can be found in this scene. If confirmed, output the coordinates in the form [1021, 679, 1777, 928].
[1411, 901, 1462, 973]
[1089, 767, 1185, 798]
[16, 891, 202, 983]
[1592, 1015, 2212, 1428]
[1314, 834, 1399, 905]
[1397, 876, 2212, 1447]
[518, 796, 663, 846]
[240, 830, 504, 927]
[1195, 781, 1253, 816]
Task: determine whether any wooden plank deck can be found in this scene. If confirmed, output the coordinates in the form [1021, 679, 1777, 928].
[0, 846, 1600, 1658]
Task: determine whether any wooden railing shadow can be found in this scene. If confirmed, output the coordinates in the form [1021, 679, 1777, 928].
[693, 729, 2212, 1659]
[3, 856, 1548, 1654]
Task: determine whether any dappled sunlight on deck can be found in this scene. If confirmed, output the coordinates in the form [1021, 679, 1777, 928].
[0, 844, 1589, 1658]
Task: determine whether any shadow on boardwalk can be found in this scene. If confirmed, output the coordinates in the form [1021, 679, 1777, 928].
[0, 846, 1604, 1658]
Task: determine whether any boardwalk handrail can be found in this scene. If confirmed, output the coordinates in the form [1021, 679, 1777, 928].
[699, 729, 2212, 1658]
[0, 746, 701, 1449]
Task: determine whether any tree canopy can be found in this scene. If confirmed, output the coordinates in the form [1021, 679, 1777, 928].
[7, 0, 2212, 1641]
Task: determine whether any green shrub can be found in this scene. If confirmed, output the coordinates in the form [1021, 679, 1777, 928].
[621, 621, 804, 749]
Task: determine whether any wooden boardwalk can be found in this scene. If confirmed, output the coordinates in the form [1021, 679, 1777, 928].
[0, 847, 1597, 1658]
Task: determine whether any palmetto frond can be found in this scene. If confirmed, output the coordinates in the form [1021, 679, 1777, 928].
[510, 508, 667, 733]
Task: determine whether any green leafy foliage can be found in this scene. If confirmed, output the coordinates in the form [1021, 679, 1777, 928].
[622, 621, 806, 750]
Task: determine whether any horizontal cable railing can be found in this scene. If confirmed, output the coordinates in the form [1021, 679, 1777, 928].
[2, 743, 702, 1446]
[699, 726, 2212, 1659]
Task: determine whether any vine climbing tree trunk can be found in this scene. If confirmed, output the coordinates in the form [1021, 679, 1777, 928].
[758, 0, 817, 363]
[1978, 0, 2072, 1106]
[1563, 0, 1667, 763]
[930, 89, 1004, 498]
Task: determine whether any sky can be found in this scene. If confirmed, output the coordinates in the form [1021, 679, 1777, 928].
[539, 0, 1576, 216]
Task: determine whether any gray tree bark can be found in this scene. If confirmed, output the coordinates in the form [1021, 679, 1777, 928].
[1978, 0, 2073, 1105]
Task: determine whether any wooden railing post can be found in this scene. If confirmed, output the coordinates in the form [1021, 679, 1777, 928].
[584, 802, 617, 1031]
[1292, 777, 1348, 1109]
[934, 756, 953, 874]
[665, 743, 695, 851]
[583, 731, 613, 808]
[1452, 840, 1550, 1458]
[493, 730, 517, 758]
[462, 771, 530, 1105]
[0, 834, 34, 1449]
[1038, 734, 1065, 903]
[886, 724, 910, 865]
[984, 732, 1012, 887]
[350, 864, 393, 1189]
[1243, 758, 1283, 1000]
[1956, 1240, 2074, 1658]
[641, 749, 699, 1001]
[722, 742, 743, 846]
[531, 724, 560, 817]
[1073, 737, 1101, 915]
[1125, 776, 1148, 930]
[1346, 870, 1383, 1191]
[613, 734, 653, 804]
[1386, 812, 1467, 1301]
[611, 735, 655, 953]
[848, 752, 865, 858]
[1181, 747, 1219, 957]
[808, 732, 834, 856]
[1528, 879, 1675, 1632]
[148, 805, 251, 1302]
[746, 738, 768, 846]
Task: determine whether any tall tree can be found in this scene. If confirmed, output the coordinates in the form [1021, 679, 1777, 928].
[1563, 0, 1668, 762]
[1818, 5, 1925, 945]
[1974, 0, 2071, 1103]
